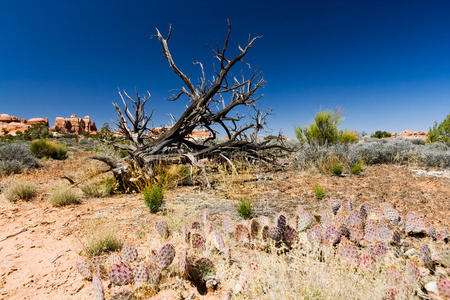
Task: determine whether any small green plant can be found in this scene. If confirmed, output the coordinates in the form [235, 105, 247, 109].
[81, 184, 103, 198]
[6, 182, 36, 202]
[30, 139, 67, 159]
[83, 228, 123, 257]
[331, 164, 343, 176]
[143, 184, 164, 213]
[371, 130, 391, 139]
[314, 185, 326, 199]
[49, 187, 81, 206]
[295, 110, 342, 145]
[237, 198, 254, 219]
[350, 162, 364, 175]
[102, 178, 116, 196]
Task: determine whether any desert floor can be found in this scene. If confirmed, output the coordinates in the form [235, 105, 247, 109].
[0, 150, 448, 299]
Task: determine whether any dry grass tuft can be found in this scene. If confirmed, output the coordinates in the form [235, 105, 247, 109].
[82, 223, 123, 257]
[49, 187, 81, 206]
[5, 182, 36, 202]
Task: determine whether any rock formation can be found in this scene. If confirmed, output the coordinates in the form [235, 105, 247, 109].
[52, 115, 97, 134]
[0, 113, 97, 136]
[147, 126, 213, 140]
[391, 130, 427, 140]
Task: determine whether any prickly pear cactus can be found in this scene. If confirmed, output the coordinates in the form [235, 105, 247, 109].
[76, 260, 92, 279]
[190, 257, 215, 284]
[437, 278, 450, 298]
[191, 221, 201, 230]
[222, 216, 234, 234]
[323, 225, 341, 246]
[262, 225, 269, 241]
[358, 202, 372, 219]
[109, 262, 134, 286]
[268, 226, 282, 242]
[95, 263, 108, 280]
[276, 213, 287, 230]
[92, 275, 105, 300]
[385, 266, 403, 285]
[133, 264, 149, 287]
[250, 218, 260, 240]
[359, 252, 376, 272]
[337, 239, 359, 264]
[329, 199, 341, 215]
[106, 253, 122, 267]
[158, 243, 175, 270]
[234, 224, 250, 243]
[347, 224, 364, 243]
[421, 244, 434, 272]
[369, 241, 387, 259]
[213, 232, 225, 252]
[190, 232, 206, 250]
[156, 220, 170, 239]
[282, 225, 297, 246]
[405, 211, 427, 235]
[382, 204, 400, 226]
[307, 225, 323, 246]
[405, 259, 420, 284]
[145, 262, 161, 284]
[296, 206, 313, 232]
[121, 246, 138, 263]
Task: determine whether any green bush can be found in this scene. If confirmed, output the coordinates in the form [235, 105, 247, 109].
[0, 143, 40, 175]
[330, 164, 343, 176]
[338, 130, 359, 144]
[30, 139, 67, 160]
[102, 178, 117, 196]
[295, 110, 342, 145]
[237, 198, 254, 219]
[427, 114, 449, 146]
[49, 187, 81, 206]
[143, 184, 164, 213]
[6, 182, 36, 202]
[371, 130, 391, 139]
[314, 185, 326, 199]
[350, 162, 364, 175]
[23, 124, 51, 140]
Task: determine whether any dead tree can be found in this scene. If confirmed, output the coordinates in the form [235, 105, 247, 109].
[91, 21, 290, 190]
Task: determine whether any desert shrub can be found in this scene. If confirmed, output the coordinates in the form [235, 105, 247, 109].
[6, 182, 36, 202]
[330, 164, 343, 176]
[314, 185, 326, 199]
[23, 124, 51, 140]
[83, 228, 123, 257]
[0, 142, 40, 175]
[371, 130, 391, 139]
[427, 114, 449, 145]
[338, 130, 359, 143]
[30, 139, 67, 160]
[102, 178, 117, 196]
[143, 184, 164, 213]
[350, 161, 364, 175]
[237, 198, 253, 219]
[295, 110, 341, 145]
[49, 187, 81, 206]
[81, 184, 103, 198]
[293, 138, 449, 169]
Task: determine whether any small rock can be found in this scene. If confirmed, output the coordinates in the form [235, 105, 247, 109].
[425, 281, 438, 294]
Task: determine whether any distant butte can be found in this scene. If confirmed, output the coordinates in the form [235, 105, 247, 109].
[0, 113, 97, 136]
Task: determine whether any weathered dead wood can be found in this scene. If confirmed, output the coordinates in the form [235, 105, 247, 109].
[0, 227, 27, 242]
[89, 22, 293, 190]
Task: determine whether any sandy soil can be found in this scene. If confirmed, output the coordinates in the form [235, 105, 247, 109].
[0, 150, 448, 299]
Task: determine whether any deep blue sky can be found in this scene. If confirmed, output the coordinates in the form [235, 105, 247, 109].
[1, 0, 449, 137]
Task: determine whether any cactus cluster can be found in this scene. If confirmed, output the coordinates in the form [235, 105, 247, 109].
[74, 202, 448, 299]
